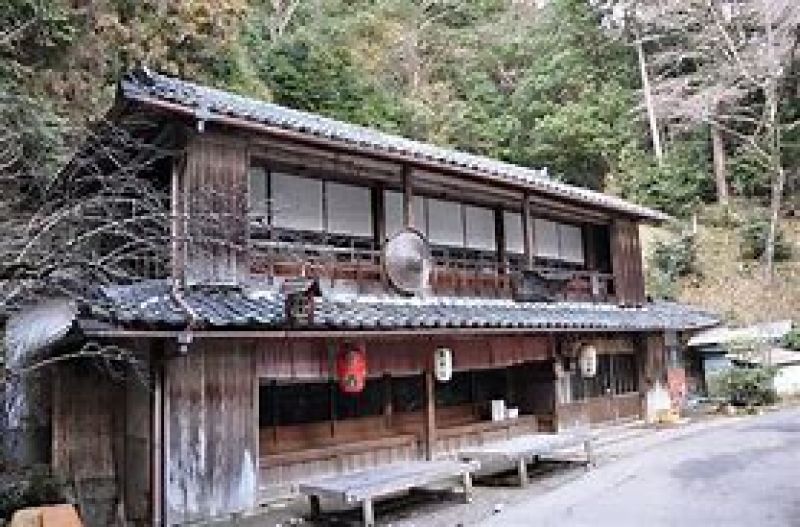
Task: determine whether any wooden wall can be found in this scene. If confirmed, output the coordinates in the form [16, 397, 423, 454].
[254, 335, 553, 379]
[164, 341, 258, 525]
[610, 219, 645, 306]
[52, 358, 152, 527]
[181, 132, 248, 285]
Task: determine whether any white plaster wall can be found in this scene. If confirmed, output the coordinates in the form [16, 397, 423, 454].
[774, 364, 800, 397]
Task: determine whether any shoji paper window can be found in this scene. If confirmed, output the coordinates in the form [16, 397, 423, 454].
[534, 219, 560, 259]
[248, 167, 268, 214]
[427, 198, 464, 246]
[384, 190, 425, 237]
[559, 224, 584, 263]
[465, 205, 496, 251]
[503, 211, 524, 254]
[270, 172, 323, 231]
[326, 181, 372, 237]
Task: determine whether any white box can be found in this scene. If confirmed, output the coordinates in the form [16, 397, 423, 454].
[491, 400, 506, 421]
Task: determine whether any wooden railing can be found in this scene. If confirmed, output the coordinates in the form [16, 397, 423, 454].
[248, 229, 614, 302]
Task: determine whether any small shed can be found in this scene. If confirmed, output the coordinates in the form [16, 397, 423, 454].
[687, 320, 797, 397]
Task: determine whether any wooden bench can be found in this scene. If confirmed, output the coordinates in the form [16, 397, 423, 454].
[298, 459, 480, 526]
[458, 430, 593, 487]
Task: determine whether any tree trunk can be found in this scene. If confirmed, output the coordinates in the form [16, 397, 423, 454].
[764, 164, 785, 282]
[637, 40, 664, 165]
[711, 125, 729, 204]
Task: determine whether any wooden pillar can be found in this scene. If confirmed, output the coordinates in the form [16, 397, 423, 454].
[495, 206, 506, 266]
[522, 194, 533, 270]
[372, 185, 385, 244]
[402, 165, 414, 229]
[382, 374, 393, 430]
[151, 347, 164, 526]
[423, 363, 436, 460]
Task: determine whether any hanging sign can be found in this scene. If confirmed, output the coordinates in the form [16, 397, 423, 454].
[434, 347, 453, 382]
[337, 343, 367, 394]
[579, 343, 598, 378]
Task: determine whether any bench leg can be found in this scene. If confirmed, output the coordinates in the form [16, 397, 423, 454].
[517, 457, 529, 487]
[362, 498, 375, 527]
[462, 471, 474, 503]
[308, 495, 321, 519]
[584, 439, 595, 469]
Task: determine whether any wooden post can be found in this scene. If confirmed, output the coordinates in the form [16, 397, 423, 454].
[382, 374, 393, 430]
[495, 207, 506, 295]
[402, 165, 414, 229]
[517, 457, 529, 487]
[373, 185, 386, 244]
[161, 352, 171, 526]
[423, 366, 436, 461]
[522, 194, 533, 270]
[309, 495, 321, 519]
[362, 498, 375, 527]
[461, 471, 474, 503]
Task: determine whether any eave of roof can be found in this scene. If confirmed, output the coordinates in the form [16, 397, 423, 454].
[86, 281, 719, 334]
[118, 69, 671, 223]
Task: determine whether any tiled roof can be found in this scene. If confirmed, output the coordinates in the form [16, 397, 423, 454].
[89, 281, 718, 332]
[92, 281, 286, 328]
[119, 69, 669, 222]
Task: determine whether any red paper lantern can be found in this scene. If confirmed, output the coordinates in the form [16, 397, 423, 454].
[336, 343, 367, 394]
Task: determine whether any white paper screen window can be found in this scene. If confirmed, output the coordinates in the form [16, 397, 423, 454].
[248, 166, 267, 214]
[534, 218, 560, 259]
[270, 172, 323, 231]
[559, 224, 584, 263]
[465, 205, 496, 251]
[427, 198, 464, 246]
[326, 181, 372, 237]
[384, 190, 426, 237]
[503, 211, 524, 254]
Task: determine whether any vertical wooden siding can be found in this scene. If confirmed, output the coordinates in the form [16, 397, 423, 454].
[611, 219, 645, 306]
[165, 341, 257, 524]
[52, 363, 152, 526]
[182, 133, 248, 284]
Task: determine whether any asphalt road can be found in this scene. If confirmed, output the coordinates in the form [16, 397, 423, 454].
[479, 408, 800, 527]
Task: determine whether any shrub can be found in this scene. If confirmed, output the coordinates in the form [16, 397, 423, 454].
[782, 328, 800, 351]
[646, 232, 697, 300]
[708, 366, 777, 407]
[738, 216, 792, 262]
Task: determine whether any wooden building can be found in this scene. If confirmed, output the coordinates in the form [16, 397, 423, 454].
[45, 70, 718, 526]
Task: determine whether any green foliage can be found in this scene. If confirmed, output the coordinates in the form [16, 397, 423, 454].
[616, 140, 715, 217]
[252, 37, 415, 133]
[708, 366, 777, 407]
[647, 231, 698, 300]
[728, 148, 772, 199]
[738, 215, 792, 262]
[782, 328, 800, 351]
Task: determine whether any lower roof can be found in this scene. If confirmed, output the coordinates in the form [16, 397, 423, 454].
[86, 280, 719, 333]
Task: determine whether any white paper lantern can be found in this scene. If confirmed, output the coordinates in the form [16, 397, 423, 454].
[579, 344, 598, 378]
[434, 347, 453, 382]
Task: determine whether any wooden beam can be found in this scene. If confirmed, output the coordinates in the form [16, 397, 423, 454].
[423, 364, 436, 461]
[402, 165, 413, 228]
[80, 326, 656, 340]
[522, 193, 533, 270]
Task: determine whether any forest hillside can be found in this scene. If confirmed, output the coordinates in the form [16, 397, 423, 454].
[4, 0, 800, 323]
